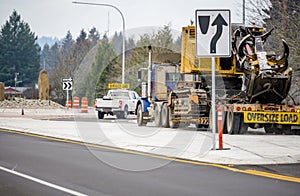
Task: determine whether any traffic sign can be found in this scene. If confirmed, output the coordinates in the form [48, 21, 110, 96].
[108, 83, 130, 89]
[62, 78, 72, 82]
[196, 9, 231, 57]
[63, 78, 73, 91]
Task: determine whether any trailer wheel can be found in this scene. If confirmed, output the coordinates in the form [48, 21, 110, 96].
[161, 104, 170, 128]
[137, 104, 146, 126]
[98, 111, 104, 119]
[226, 107, 240, 134]
[154, 105, 162, 127]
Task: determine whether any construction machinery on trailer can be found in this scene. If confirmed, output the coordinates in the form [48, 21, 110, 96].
[223, 25, 300, 134]
[136, 25, 300, 134]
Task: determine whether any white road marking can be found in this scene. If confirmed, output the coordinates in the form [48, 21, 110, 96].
[0, 165, 88, 196]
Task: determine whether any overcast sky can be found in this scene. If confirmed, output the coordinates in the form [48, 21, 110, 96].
[0, 0, 243, 39]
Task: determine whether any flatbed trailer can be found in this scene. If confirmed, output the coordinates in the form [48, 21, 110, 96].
[224, 103, 300, 134]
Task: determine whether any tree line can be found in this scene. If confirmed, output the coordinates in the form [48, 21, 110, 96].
[41, 23, 180, 104]
[0, 3, 299, 104]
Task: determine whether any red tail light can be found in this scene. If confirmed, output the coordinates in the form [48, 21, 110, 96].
[119, 100, 122, 108]
[247, 107, 252, 111]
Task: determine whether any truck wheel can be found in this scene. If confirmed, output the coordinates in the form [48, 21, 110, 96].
[137, 104, 146, 126]
[98, 111, 104, 119]
[154, 105, 162, 127]
[207, 108, 218, 132]
[161, 104, 170, 128]
[123, 106, 128, 119]
[169, 108, 179, 129]
[226, 107, 240, 134]
[116, 113, 124, 119]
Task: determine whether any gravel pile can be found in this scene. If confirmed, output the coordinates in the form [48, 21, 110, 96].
[0, 98, 65, 109]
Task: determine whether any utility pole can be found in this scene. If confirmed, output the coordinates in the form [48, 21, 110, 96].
[282, 0, 288, 37]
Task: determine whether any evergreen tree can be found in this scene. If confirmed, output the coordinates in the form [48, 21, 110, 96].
[126, 37, 136, 51]
[49, 43, 60, 68]
[0, 10, 40, 86]
[40, 43, 51, 70]
[62, 31, 74, 53]
[86, 35, 116, 102]
[76, 29, 87, 43]
[111, 31, 123, 54]
[75, 29, 91, 66]
[88, 27, 100, 47]
[48, 31, 76, 103]
[154, 25, 174, 50]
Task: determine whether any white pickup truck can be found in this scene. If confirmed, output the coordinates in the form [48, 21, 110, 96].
[95, 89, 140, 119]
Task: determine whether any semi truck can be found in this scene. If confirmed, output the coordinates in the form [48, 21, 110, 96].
[136, 25, 300, 134]
[136, 46, 210, 129]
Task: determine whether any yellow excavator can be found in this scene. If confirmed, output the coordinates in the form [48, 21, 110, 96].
[180, 25, 291, 104]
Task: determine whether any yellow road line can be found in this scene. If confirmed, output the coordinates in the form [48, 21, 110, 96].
[243, 170, 300, 183]
[1, 128, 300, 183]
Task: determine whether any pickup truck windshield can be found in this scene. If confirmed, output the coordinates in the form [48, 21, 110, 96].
[108, 91, 130, 99]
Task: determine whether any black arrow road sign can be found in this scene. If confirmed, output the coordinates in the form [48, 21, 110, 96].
[210, 13, 228, 54]
[63, 82, 72, 90]
[196, 10, 231, 57]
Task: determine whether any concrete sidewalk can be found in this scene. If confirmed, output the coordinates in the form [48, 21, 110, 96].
[0, 108, 300, 165]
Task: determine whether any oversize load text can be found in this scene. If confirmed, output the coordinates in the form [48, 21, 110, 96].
[245, 112, 299, 124]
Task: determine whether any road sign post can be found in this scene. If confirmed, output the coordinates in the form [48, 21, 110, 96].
[211, 57, 216, 150]
[195, 10, 231, 150]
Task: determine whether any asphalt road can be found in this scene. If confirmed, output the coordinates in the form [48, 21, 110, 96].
[0, 130, 299, 196]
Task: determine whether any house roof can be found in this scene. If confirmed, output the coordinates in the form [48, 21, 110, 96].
[4, 87, 31, 94]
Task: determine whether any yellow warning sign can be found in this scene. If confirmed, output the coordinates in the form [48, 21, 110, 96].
[108, 83, 130, 89]
[244, 111, 300, 125]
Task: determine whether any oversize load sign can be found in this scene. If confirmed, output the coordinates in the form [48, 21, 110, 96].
[196, 9, 231, 57]
[244, 111, 300, 125]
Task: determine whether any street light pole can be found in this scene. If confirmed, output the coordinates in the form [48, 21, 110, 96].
[243, 0, 245, 25]
[73, 1, 126, 84]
